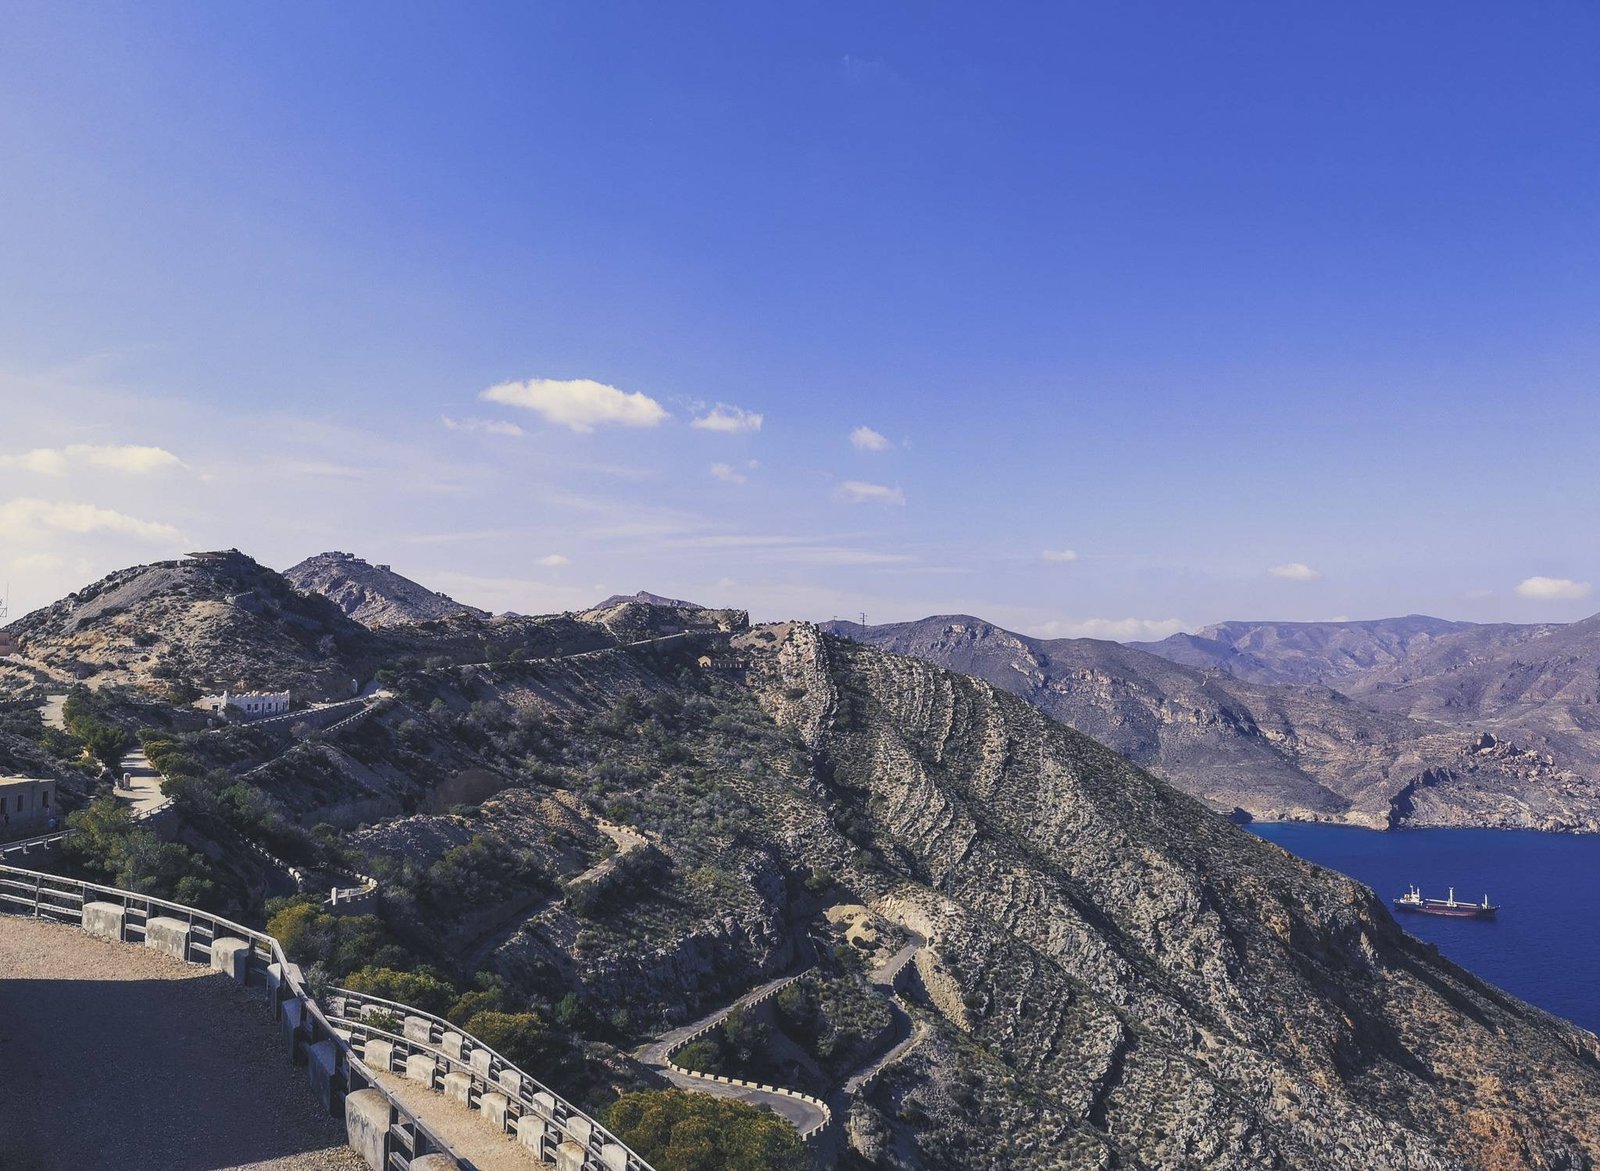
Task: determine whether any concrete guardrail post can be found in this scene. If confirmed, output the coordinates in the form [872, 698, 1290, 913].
[363, 1038, 394, 1073]
[143, 916, 191, 963]
[307, 1039, 339, 1112]
[343, 1087, 391, 1171]
[82, 900, 126, 941]
[210, 936, 251, 982]
[442, 1068, 472, 1107]
[405, 1052, 437, 1087]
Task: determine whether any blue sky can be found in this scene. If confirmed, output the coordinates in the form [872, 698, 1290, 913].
[1, 2, 1596, 635]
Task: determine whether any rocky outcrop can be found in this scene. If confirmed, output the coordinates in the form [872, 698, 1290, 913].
[748, 626, 1600, 1170]
[282, 551, 489, 628]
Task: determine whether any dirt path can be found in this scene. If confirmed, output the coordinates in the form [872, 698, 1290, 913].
[372, 1070, 544, 1171]
[0, 916, 362, 1171]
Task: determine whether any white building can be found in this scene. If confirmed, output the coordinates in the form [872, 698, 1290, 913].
[1, 776, 58, 837]
[201, 690, 292, 720]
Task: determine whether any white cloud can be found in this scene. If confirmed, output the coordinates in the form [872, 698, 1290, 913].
[1042, 549, 1078, 563]
[709, 462, 748, 484]
[441, 416, 525, 437]
[1269, 562, 1322, 582]
[1027, 617, 1185, 641]
[480, 378, 669, 432]
[850, 426, 891, 452]
[0, 498, 180, 542]
[537, 553, 572, 567]
[1515, 576, 1591, 601]
[0, 444, 185, 475]
[692, 404, 763, 433]
[836, 480, 906, 506]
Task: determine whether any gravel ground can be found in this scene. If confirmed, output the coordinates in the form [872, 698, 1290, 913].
[0, 916, 365, 1171]
[372, 1069, 544, 1171]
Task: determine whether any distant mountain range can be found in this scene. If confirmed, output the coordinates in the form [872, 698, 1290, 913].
[827, 612, 1600, 832]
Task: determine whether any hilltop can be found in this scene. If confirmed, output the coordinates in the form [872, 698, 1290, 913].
[830, 613, 1600, 832]
[283, 551, 490, 628]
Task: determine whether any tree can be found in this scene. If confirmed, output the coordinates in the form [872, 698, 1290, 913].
[462, 1011, 560, 1071]
[606, 1090, 809, 1171]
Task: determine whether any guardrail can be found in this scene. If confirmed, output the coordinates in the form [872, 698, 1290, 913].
[0, 862, 463, 1171]
[329, 986, 657, 1171]
[0, 828, 72, 861]
[661, 972, 834, 1143]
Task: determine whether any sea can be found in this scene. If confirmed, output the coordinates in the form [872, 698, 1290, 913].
[1249, 823, 1600, 1037]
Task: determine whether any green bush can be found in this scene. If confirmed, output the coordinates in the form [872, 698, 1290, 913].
[606, 1089, 809, 1171]
[463, 1011, 560, 1070]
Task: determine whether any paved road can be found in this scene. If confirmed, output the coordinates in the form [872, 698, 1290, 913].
[117, 747, 170, 819]
[0, 915, 362, 1171]
[635, 970, 827, 1133]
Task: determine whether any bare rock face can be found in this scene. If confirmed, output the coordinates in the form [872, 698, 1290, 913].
[832, 614, 1600, 833]
[283, 551, 490, 628]
[748, 626, 1600, 1170]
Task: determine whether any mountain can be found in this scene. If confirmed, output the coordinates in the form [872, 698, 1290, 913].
[829, 614, 1600, 832]
[1131, 615, 1549, 687]
[17, 554, 1600, 1169]
[594, 590, 706, 611]
[0, 549, 385, 701]
[283, 551, 490, 628]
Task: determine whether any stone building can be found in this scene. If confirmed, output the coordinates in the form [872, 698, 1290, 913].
[200, 690, 292, 720]
[0, 776, 58, 838]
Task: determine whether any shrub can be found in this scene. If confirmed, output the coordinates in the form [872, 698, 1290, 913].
[343, 966, 459, 1017]
[462, 1011, 560, 1070]
[606, 1089, 809, 1171]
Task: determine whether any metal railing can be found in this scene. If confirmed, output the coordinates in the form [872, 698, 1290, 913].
[0, 862, 461, 1170]
[329, 985, 657, 1171]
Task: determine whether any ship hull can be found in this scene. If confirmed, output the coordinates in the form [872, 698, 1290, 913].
[1394, 902, 1496, 919]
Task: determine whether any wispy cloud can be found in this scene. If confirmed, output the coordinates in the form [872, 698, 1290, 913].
[1515, 576, 1591, 601]
[441, 416, 525, 437]
[1269, 562, 1322, 582]
[850, 425, 891, 452]
[0, 498, 180, 542]
[709, 462, 748, 484]
[759, 546, 912, 566]
[0, 444, 186, 475]
[836, 480, 906, 506]
[1042, 549, 1078, 563]
[1028, 617, 1185, 641]
[537, 553, 572, 567]
[692, 404, 763, 433]
[481, 378, 669, 432]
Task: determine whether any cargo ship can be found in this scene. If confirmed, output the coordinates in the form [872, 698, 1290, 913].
[1394, 885, 1497, 919]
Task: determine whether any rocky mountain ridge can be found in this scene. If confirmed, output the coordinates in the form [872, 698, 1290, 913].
[282, 551, 490, 628]
[830, 614, 1600, 832]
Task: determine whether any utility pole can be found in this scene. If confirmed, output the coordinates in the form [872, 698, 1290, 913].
[859, 611, 867, 628]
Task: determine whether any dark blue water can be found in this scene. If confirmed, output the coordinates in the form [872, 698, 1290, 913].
[1250, 823, 1600, 1036]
